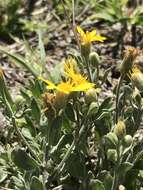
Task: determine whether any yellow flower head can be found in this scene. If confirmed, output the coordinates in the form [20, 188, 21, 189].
[64, 57, 95, 89]
[64, 57, 86, 84]
[39, 58, 95, 94]
[76, 26, 106, 45]
[56, 80, 74, 94]
[64, 57, 77, 79]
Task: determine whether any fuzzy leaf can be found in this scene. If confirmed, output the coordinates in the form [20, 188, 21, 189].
[11, 149, 39, 171]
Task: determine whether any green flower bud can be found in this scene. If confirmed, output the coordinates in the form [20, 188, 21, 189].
[15, 95, 25, 106]
[105, 132, 118, 147]
[122, 135, 133, 147]
[88, 102, 98, 115]
[85, 88, 97, 104]
[107, 149, 117, 162]
[89, 52, 100, 67]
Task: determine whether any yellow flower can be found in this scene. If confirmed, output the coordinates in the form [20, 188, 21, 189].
[64, 57, 77, 79]
[39, 77, 73, 94]
[64, 58, 95, 89]
[76, 26, 106, 45]
[39, 59, 95, 94]
[56, 81, 74, 94]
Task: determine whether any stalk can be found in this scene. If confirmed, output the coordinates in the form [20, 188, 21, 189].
[115, 74, 124, 123]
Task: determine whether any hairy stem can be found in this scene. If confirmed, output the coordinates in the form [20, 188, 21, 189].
[115, 74, 124, 123]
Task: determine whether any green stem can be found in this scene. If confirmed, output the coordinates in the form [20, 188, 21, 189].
[115, 74, 124, 123]
[12, 116, 42, 166]
[111, 171, 117, 190]
[84, 56, 92, 82]
[111, 142, 120, 190]
[96, 64, 99, 83]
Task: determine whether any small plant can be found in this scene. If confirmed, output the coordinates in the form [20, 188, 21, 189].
[0, 23, 143, 190]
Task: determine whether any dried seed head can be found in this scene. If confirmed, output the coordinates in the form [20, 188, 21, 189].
[42, 92, 56, 120]
[42, 92, 56, 105]
[120, 47, 141, 75]
[42, 91, 68, 117]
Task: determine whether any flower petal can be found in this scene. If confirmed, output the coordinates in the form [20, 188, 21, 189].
[38, 76, 56, 89]
[76, 26, 85, 36]
[73, 82, 95, 92]
[91, 35, 106, 42]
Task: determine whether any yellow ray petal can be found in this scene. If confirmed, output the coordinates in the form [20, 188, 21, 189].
[76, 26, 85, 36]
[73, 82, 95, 92]
[89, 30, 97, 38]
[91, 35, 106, 42]
[38, 76, 56, 89]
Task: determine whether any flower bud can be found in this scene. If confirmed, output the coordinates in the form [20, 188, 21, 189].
[107, 149, 117, 162]
[105, 132, 118, 147]
[122, 135, 133, 147]
[120, 47, 140, 75]
[89, 52, 100, 67]
[119, 185, 126, 190]
[85, 88, 97, 104]
[114, 120, 126, 139]
[15, 95, 25, 106]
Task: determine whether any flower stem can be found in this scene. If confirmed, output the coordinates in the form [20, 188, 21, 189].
[115, 74, 124, 123]
[111, 142, 120, 190]
[84, 56, 92, 82]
